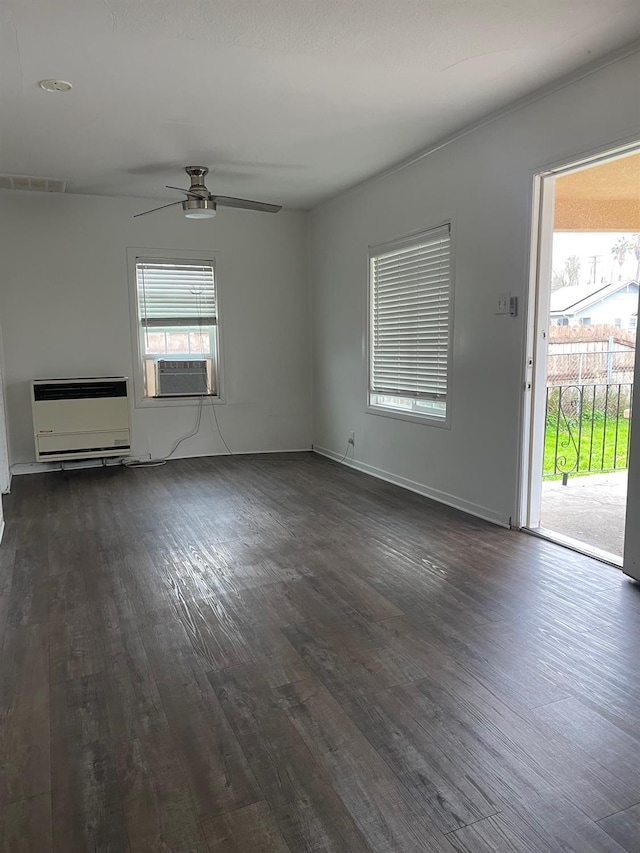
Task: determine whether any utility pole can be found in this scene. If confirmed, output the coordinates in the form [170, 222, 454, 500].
[587, 254, 602, 284]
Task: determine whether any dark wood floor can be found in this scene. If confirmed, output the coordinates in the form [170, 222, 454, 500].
[1, 452, 640, 851]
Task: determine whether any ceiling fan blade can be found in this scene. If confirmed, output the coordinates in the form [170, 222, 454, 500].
[166, 185, 206, 199]
[213, 195, 282, 214]
[133, 200, 184, 218]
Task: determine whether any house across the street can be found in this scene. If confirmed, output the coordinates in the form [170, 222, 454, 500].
[550, 279, 639, 328]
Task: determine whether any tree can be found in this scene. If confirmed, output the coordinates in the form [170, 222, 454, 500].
[565, 255, 581, 287]
[631, 234, 640, 281]
[611, 236, 631, 268]
[551, 255, 581, 291]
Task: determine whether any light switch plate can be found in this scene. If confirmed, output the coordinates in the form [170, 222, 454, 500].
[496, 292, 510, 314]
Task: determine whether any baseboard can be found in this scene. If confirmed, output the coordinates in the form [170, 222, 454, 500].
[9, 445, 507, 528]
[10, 447, 314, 476]
[11, 456, 148, 476]
[165, 447, 314, 460]
[313, 445, 510, 528]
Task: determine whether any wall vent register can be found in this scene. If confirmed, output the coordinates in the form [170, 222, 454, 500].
[31, 376, 131, 462]
[0, 174, 67, 193]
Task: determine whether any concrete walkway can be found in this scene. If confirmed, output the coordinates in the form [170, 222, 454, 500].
[540, 470, 627, 559]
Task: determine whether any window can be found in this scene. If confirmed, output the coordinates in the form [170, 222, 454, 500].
[368, 224, 451, 424]
[580, 317, 591, 326]
[615, 318, 622, 329]
[134, 258, 219, 399]
[630, 316, 637, 329]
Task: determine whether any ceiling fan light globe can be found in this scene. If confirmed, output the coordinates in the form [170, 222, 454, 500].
[182, 198, 216, 219]
[184, 209, 216, 219]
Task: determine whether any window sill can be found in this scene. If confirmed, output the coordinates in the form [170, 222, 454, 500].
[365, 404, 450, 429]
[134, 394, 224, 409]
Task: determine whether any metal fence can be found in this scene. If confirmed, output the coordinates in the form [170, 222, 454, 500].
[547, 345, 635, 386]
[545, 381, 633, 478]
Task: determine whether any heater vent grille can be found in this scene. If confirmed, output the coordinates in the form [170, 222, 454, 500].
[31, 376, 131, 462]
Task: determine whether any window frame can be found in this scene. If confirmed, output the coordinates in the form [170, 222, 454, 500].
[127, 247, 225, 408]
[365, 223, 454, 429]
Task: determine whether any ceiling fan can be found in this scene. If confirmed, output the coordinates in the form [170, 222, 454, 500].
[134, 166, 282, 219]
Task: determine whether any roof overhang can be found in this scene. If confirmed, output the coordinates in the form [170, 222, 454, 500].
[554, 151, 640, 231]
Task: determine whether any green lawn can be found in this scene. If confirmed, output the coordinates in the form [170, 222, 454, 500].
[543, 414, 630, 479]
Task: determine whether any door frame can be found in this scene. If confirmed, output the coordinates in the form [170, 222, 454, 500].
[519, 140, 640, 532]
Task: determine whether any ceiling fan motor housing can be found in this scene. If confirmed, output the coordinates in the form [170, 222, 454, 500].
[182, 197, 217, 218]
[183, 167, 216, 216]
[186, 166, 210, 193]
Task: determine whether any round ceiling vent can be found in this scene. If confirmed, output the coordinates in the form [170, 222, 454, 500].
[38, 79, 72, 92]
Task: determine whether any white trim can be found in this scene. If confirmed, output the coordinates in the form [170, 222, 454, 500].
[0, 349, 11, 495]
[365, 405, 450, 428]
[312, 445, 510, 528]
[534, 138, 640, 181]
[134, 392, 226, 409]
[519, 172, 556, 528]
[11, 456, 147, 475]
[514, 137, 640, 529]
[155, 447, 314, 459]
[10, 447, 314, 476]
[126, 246, 226, 408]
[519, 138, 640, 528]
[366, 220, 454, 429]
[517, 175, 542, 528]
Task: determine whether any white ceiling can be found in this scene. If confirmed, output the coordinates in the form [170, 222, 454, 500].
[1, 0, 640, 210]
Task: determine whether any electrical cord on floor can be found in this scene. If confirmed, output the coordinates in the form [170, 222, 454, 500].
[164, 396, 205, 459]
[121, 459, 167, 468]
[337, 441, 353, 463]
[123, 392, 234, 469]
[122, 397, 205, 468]
[206, 395, 233, 455]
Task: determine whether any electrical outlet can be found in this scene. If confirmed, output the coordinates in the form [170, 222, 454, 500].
[348, 431, 355, 446]
[496, 292, 510, 315]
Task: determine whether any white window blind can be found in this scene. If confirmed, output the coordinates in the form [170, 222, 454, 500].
[370, 225, 451, 404]
[136, 260, 217, 327]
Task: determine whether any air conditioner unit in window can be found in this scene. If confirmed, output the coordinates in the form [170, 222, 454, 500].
[155, 359, 208, 396]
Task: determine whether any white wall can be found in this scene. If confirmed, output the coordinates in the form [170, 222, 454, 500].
[0, 193, 311, 465]
[310, 50, 640, 527]
[1, 50, 640, 568]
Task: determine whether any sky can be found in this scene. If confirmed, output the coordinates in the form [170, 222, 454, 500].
[552, 232, 640, 287]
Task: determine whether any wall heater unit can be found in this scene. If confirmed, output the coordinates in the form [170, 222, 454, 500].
[155, 360, 208, 396]
[31, 377, 131, 462]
